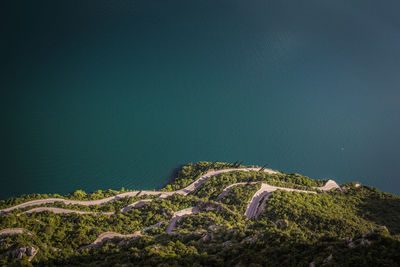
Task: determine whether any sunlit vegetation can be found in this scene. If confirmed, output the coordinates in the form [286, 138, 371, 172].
[0, 162, 399, 266]
[220, 183, 261, 214]
[163, 161, 247, 191]
[0, 188, 133, 210]
[193, 171, 324, 201]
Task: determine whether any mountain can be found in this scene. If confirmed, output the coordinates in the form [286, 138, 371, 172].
[0, 161, 399, 266]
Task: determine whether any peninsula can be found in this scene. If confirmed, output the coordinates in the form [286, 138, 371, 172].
[0, 161, 399, 266]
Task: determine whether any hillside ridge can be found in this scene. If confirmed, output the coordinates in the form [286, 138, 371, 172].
[0, 161, 399, 266]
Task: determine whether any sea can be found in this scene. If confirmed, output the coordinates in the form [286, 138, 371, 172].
[1, 0, 400, 199]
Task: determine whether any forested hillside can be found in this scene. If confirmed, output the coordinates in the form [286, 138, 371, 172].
[0, 162, 399, 266]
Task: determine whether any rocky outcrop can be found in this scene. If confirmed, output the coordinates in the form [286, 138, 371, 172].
[346, 227, 388, 249]
[208, 225, 220, 231]
[363, 226, 389, 237]
[323, 254, 333, 263]
[10, 246, 38, 261]
[240, 234, 259, 244]
[275, 219, 289, 228]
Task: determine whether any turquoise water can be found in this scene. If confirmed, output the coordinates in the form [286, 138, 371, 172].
[1, 0, 400, 199]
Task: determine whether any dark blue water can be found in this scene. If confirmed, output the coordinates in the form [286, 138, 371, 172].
[1, 0, 400, 199]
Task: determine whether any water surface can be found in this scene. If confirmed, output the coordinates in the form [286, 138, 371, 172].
[1, 0, 400, 198]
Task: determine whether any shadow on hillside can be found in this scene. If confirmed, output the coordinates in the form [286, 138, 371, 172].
[358, 197, 400, 234]
[39, 233, 400, 266]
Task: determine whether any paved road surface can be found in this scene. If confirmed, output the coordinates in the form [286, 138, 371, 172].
[215, 182, 259, 201]
[245, 184, 318, 218]
[0, 228, 32, 237]
[166, 207, 200, 234]
[0, 167, 278, 215]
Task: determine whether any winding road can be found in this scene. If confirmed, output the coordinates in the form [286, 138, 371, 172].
[0, 167, 341, 223]
[0, 167, 278, 215]
[20, 207, 114, 216]
[0, 168, 342, 252]
[0, 228, 32, 237]
[244, 181, 341, 219]
[78, 231, 142, 251]
[78, 207, 200, 250]
[166, 207, 200, 234]
[215, 182, 259, 201]
[120, 199, 154, 213]
[213, 178, 341, 219]
[316, 180, 342, 192]
[0, 168, 340, 219]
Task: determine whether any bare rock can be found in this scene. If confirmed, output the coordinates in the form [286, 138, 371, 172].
[208, 225, 219, 231]
[323, 254, 333, 263]
[240, 235, 257, 244]
[227, 228, 236, 234]
[348, 241, 356, 248]
[363, 226, 389, 238]
[222, 241, 233, 248]
[11, 247, 26, 259]
[118, 240, 128, 247]
[200, 233, 209, 242]
[275, 219, 289, 228]
[16, 251, 24, 259]
[9, 246, 38, 260]
[200, 232, 215, 242]
[360, 238, 372, 246]
[26, 246, 37, 257]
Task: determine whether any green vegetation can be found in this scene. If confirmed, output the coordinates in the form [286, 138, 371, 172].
[0, 188, 132, 210]
[163, 161, 247, 191]
[193, 171, 324, 201]
[0, 162, 399, 266]
[220, 183, 261, 214]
